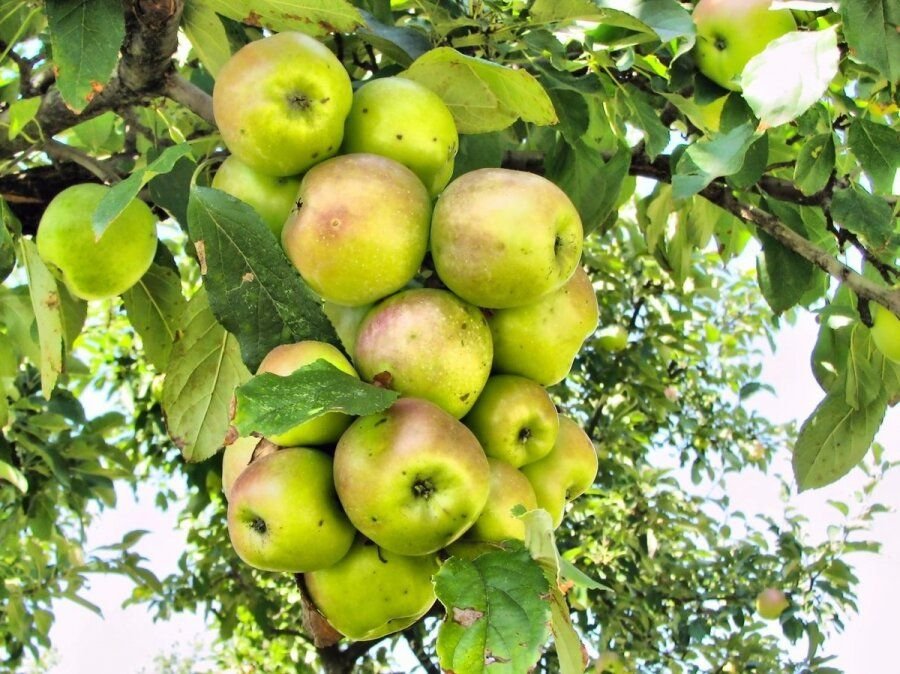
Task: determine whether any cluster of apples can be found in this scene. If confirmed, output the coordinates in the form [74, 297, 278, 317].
[214, 31, 601, 642]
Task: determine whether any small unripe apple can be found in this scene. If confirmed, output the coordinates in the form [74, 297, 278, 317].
[596, 325, 629, 352]
[595, 652, 627, 674]
[463, 458, 538, 542]
[755, 587, 789, 620]
[211, 156, 300, 238]
[871, 304, 900, 363]
[221, 436, 258, 499]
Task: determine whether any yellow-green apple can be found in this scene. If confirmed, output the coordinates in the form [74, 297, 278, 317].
[333, 398, 490, 556]
[487, 266, 598, 385]
[755, 587, 789, 620]
[693, 0, 796, 91]
[304, 538, 439, 640]
[595, 651, 628, 673]
[281, 153, 431, 306]
[342, 76, 458, 197]
[463, 375, 559, 468]
[521, 415, 598, 527]
[323, 301, 373, 355]
[213, 31, 352, 177]
[211, 155, 300, 238]
[463, 458, 537, 542]
[221, 436, 258, 499]
[255, 341, 358, 447]
[37, 183, 157, 300]
[353, 288, 493, 418]
[431, 168, 583, 308]
[871, 304, 900, 363]
[596, 325, 629, 352]
[227, 447, 355, 572]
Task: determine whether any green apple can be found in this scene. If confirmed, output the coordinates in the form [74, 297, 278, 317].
[221, 436, 258, 499]
[323, 301, 373, 355]
[463, 375, 559, 468]
[353, 288, 493, 418]
[463, 458, 537, 542]
[227, 447, 355, 572]
[693, 0, 796, 91]
[595, 651, 628, 673]
[521, 415, 598, 528]
[431, 168, 584, 308]
[488, 266, 599, 385]
[342, 76, 458, 197]
[281, 153, 431, 306]
[333, 398, 490, 556]
[255, 341, 358, 446]
[213, 31, 352, 177]
[755, 587, 789, 620]
[304, 538, 438, 641]
[36, 183, 157, 300]
[871, 304, 900, 363]
[596, 325, 629, 352]
[211, 155, 300, 238]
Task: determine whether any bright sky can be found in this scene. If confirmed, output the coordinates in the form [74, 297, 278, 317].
[38, 312, 898, 673]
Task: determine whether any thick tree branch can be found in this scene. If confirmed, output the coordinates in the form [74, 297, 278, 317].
[163, 74, 215, 124]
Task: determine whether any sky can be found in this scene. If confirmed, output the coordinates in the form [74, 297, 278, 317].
[37, 310, 899, 673]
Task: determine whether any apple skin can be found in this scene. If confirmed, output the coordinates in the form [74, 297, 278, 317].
[521, 415, 598, 528]
[323, 301, 373, 356]
[227, 447, 355, 573]
[756, 587, 789, 620]
[871, 305, 900, 364]
[304, 538, 439, 641]
[213, 32, 352, 177]
[463, 375, 559, 468]
[221, 436, 258, 499]
[255, 341, 358, 447]
[693, 0, 796, 91]
[431, 168, 584, 308]
[333, 398, 491, 556]
[596, 325, 629, 352]
[488, 266, 599, 385]
[37, 183, 157, 301]
[211, 156, 300, 238]
[463, 458, 537, 542]
[281, 153, 431, 306]
[353, 288, 493, 418]
[342, 77, 458, 197]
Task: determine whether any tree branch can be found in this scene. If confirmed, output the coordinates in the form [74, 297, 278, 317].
[163, 74, 215, 125]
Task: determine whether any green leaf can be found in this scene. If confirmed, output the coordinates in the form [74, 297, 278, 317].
[121, 262, 187, 371]
[45, 0, 126, 113]
[201, 0, 363, 35]
[756, 235, 814, 315]
[357, 9, 430, 66]
[793, 133, 835, 196]
[622, 89, 669, 160]
[844, 325, 883, 410]
[840, 0, 900, 82]
[17, 239, 64, 398]
[673, 122, 757, 198]
[847, 119, 900, 196]
[830, 186, 896, 253]
[162, 288, 250, 462]
[92, 144, 192, 239]
[0, 459, 28, 493]
[186, 186, 338, 372]
[182, 0, 233, 77]
[6, 97, 41, 140]
[741, 27, 840, 128]
[402, 47, 557, 134]
[792, 390, 887, 491]
[233, 360, 399, 437]
[0, 216, 14, 282]
[435, 545, 551, 674]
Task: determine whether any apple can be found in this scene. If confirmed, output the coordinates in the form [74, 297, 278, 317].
[431, 168, 584, 308]
[756, 587, 789, 620]
[693, 0, 796, 91]
[342, 76, 458, 197]
[281, 153, 431, 306]
[353, 288, 493, 418]
[463, 375, 559, 468]
[304, 538, 439, 641]
[871, 304, 900, 364]
[595, 651, 627, 673]
[323, 301, 373, 355]
[221, 435, 258, 499]
[227, 447, 355, 573]
[463, 458, 537, 542]
[488, 266, 599, 385]
[333, 398, 490, 556]
[212, 31, 352, 177]
[211, 156, 300, 238]
[36, 183, 157, 301]
[255, 341, 358, 447]
[596, 325, 629, 352]
[521, 414, 598, 528]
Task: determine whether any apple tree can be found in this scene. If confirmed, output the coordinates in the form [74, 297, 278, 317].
[0, 1, 897, 673]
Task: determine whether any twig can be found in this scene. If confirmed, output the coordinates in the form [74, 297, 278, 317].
[163, 74, 215, 125]
[44, 139, 120, 183]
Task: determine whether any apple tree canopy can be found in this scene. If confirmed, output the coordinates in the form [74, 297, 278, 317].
[0, 1, 898, 672]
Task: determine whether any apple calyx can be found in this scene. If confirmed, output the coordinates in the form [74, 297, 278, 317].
[412, 477, 436, 500]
